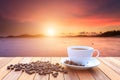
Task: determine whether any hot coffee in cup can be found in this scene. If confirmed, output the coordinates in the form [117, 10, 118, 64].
[67, 46, 99, 65]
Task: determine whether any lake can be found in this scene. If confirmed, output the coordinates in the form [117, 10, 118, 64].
[0, 37, 120, 57]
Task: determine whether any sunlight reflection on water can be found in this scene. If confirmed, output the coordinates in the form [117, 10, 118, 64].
[0, 37, 120, 57]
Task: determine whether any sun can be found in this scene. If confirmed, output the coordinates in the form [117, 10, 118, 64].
[43, 22, 57, 37]
[47, 28, 55, 36]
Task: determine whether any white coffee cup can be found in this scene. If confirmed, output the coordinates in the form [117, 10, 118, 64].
[67, 46, 99, 65]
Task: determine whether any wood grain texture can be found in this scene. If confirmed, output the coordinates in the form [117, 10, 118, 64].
[98, 58, 120, 80]
[18, 57, 42, 80]
[34, 57, 50, 80]
[64, 68, 79, 80]
[89, 67, 110, 80]
[76, 70, 95, 80]
[99, 58, 120, 75]
[105, 57, 120, 67]
[0, 57, 13, 69]
[2, 57, 32, 80]
[0, 57, 119, 80]
[61, 57, 80, 80]
[0, 57, 23, 80]
[49, 57, 64, 80]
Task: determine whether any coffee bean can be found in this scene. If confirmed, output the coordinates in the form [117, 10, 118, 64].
[22, 69, 24, 72]
[7, 66, 10, 70]
[11, 67, 14, 70]
[55, 63, 59, 66]
[65, 60, 80, 66]
[28, 71, 34, 75]
[52, 72, 58, 77]
[61, 67, 64, 69]
[39, 70, 44, 75]
[10, 64, 13, 67]
[7, 60, 68, 78]
[15, 68, 20, 71]
[63, 70, 68, 74]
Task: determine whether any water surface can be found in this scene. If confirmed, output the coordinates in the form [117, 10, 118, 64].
[0, 37, 120, 57]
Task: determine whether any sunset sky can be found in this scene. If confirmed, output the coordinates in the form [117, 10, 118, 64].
[0, 0, 120, 36]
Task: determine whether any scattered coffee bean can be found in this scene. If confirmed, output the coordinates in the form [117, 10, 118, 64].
[22, 69, 25, 72]
[10, 64, 13, 67]
[64, 60, 85, 66]
[7, 66, 10, 70]
[14, 68, 20, 71]
[11, 66, 14, 70]
[52, 72, 58, 77]
[7, 61, 68, 78]
[63, 70, 68, 74]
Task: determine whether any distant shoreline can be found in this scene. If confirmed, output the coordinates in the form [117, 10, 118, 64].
[0, 36, 120, 38]
[0, 30, 120, 38]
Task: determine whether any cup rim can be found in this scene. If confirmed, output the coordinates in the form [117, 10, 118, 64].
[67, 46, 94, 50]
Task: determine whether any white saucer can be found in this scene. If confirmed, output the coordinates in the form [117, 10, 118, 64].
[61, 57, 100, 70]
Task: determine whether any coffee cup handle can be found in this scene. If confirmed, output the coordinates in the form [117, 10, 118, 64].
[93, 49, 100, 57]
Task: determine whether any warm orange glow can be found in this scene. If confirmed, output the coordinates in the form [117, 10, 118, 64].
[43, 22, 58, 36]
[0, 0, 120, 36]
[47, 28, 55, 36]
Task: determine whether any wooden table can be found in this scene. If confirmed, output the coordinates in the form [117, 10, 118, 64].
[0, 57, 119, 80]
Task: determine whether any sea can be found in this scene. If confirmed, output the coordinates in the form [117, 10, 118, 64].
[0, 37, 120, 57]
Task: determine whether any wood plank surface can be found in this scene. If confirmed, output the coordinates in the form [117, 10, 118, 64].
[89, 67, 110, 80]
[76, 70, 95, 80]
[18, 57, 42, 80]
[2, 57, 32, 80]
[61, 57, 80, 80]
[105, 57, 120, 67]
[0, 57, 5, 60]
[98, 58, 120, 80]
[0, 57, 23, 80]
[0, 57, 119, 80]
[99, 58, 120, 74]
[34, 57, 50, 80]
[0, 57, 13, 69]
[64, 68, 79, 80]
[49, 57, 64, 80]
[114, 57, 120, 61]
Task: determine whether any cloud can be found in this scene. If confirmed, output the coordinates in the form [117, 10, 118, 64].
[71, 0, 120, 19]
[0, 16, 40, 35]
[0, 0, 120, 21]
[0, 0, 120, 35]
